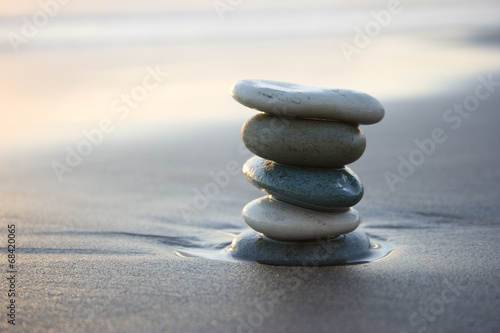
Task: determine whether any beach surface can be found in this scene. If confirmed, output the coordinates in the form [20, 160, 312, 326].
[1, 76, 500, 332]
[1, 0, 500, 332]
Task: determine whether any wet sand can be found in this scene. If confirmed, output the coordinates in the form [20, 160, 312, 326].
[0, 72, 499, 332]
[1, 1, 500, 331]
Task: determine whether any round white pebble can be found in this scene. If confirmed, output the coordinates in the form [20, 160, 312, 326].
[242, 196, 361, 241]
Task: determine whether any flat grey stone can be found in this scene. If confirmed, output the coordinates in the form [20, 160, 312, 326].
[242, 113, 366, 168]
[231, 79, 385, 125]
[242, 196, 361, 241]
[228, 229, 374, 266]
[243, 156, 363, 211]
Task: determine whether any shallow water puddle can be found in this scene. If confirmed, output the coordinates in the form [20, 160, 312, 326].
[174, 231, 394, 266]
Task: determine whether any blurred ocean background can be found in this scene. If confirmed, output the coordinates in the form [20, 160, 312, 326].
[0, 0, 499, 147]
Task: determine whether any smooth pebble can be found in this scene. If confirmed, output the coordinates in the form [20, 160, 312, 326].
[231, 79, 385, 125]
[229, 229, 372, 266]
[242, 113, 366, 168]
[243, 156, 363, 211]
[242, 196, 360, 241]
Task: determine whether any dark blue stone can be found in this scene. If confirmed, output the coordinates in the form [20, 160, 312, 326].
[243, 156, 363, 211]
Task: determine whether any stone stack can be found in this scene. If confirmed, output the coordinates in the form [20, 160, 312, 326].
[231, 79, 385, 244]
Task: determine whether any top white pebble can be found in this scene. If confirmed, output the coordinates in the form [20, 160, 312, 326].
[231, 79, 385, 125]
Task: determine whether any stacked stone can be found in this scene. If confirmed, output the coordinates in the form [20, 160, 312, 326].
[231, 79, 385, 242]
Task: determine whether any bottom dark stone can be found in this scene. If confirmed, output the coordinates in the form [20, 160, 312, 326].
[227, 229, 391, 266]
